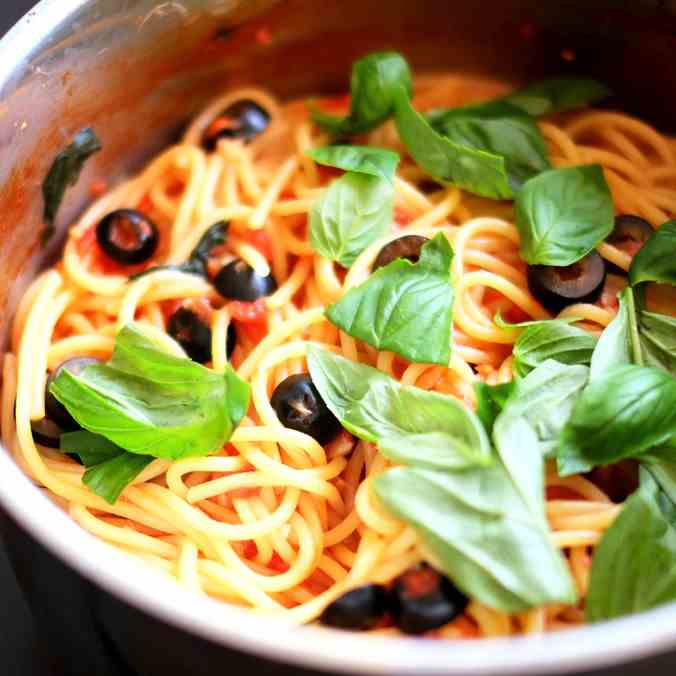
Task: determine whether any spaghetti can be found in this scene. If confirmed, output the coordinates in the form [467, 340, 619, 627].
[4, 72, 676, 638]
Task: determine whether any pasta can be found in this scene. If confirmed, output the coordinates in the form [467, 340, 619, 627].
[4, 68, 676, 639]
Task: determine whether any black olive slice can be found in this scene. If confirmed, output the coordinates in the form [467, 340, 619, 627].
[168, 307, 237, 364]
[319, 584, 390, 630]
[45, 357, 102, 431]
[213, 259, 277, 302]
[202, 100, 270, 150]
[372, 235, 429, 271]
[96, 209, 159, 265]
[527, 250, 606, 314]
[30, 417, 64, 449]
[389, 563, 468, 635]
[270, 373, 341, 445]
[607, 214, 654, 249]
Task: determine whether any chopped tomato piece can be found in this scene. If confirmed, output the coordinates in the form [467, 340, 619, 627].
[229, 298, 268, 344]
[241, 541, 258, 559]
[255, 27, 272, 45]
[244, 229, 273, 261]
[268, 553, 289, 573]
[317, 93, 351, 114]
[137, 194, 153, 213]
[90, 179, 108, 198]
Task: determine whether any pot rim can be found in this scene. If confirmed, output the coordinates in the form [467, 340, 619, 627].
[2, 1, 676, 674]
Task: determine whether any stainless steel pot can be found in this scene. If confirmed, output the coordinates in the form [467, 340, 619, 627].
[1, 2, 676, 675]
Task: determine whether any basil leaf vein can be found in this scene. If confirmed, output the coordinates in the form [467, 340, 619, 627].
[307, 346, 491, 469]
[42, 128, 102, 243]
[326, 233, 454, 365]
[587, 469, 676, 621]
[310, 51, 412, 136]
[309, 172, 393, 268]
[49, 323, 250, 461]
[515, 164, 614, 266]
[306, 145, 399, 182]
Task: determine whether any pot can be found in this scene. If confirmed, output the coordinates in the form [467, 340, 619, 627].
[1, 1, 676, 675]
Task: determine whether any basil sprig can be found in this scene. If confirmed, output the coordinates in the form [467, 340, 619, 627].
[326, 234, 454, 365]
[503, 76, 610, 117]
[307, 346, 491, 469]
[515, 164, 614, 266]
[42, 128, 102, 243]
[49, 323, 250, 463]
[131, 221, 228, 281]
[586, 469, 676, 621]
[393, 87, 514, 199]
[427, 100, 550, 190]
[311, 51, 412, 136]
[306, 145, 399, 182]
[310, 347, 576, 612]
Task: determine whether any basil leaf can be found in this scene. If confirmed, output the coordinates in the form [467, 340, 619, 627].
[637, 310, 676, 375]
[558, 364, 676, 476]
[84, 454, 154, 505]
[306, 145, 399, 182]
[493, 312, 581, 329]
[628, 219, 676, 286]
[307, 346, 491, 469]
[130, 221, 228, 281]
[49, 323, 250, 460]
[503, 76, 610, 117]
[589, 287, 638, 379]
[515, 164, 614, 266]
[513, 320, 597, 377]
[392, 87, 513, 199]
[326, 234, 454, 365]
[587, 470, 676, 622]
[496, 360, 589, 462]
[309, 172, 393, 268]
[60, 430, 153, 504]
[60, 430, 124, 467]
[311, 51, 412, 136]
[429, 100, 550, 190]
[643, 447, 676, 506]
[42, 128, 102, 243]
[374, 461, 576, 613]
[474, 381, 515, 435]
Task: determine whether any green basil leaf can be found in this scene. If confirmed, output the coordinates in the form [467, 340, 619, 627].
[628, 219, 676, 286]
[643, 447, 676, 506]
[515, 164, 614, 266]
[589, 287, 639, 379]
[306, 145, 399, 182]
[326, 233, 454, 365]
[310, 51, 412, 136]
[374, 461, 576, 613]
[307, 346, 491, 470]
[503, 76, 610, 117]
[130, 221, 228, 281]
[392, 87, 513, 199]
[309, 172, 393, 268]
[429, 100, 550, 190]
[496, 360, 589, 463]
[637, 310, 676, 376]
[558, 364, 676, 476]
[493, 312, 581, 329]
[83, 453, 154, 505]
[474, 381, 515, 435]
[49, 323, 250, 460]
[42, 128, 102, 243]
[60, 430, 124, 467]
[513, 320, 597, 377]
[587, 469, 676, 621]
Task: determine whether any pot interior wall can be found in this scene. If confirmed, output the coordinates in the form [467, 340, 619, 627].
[0, 0, 674, 357]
